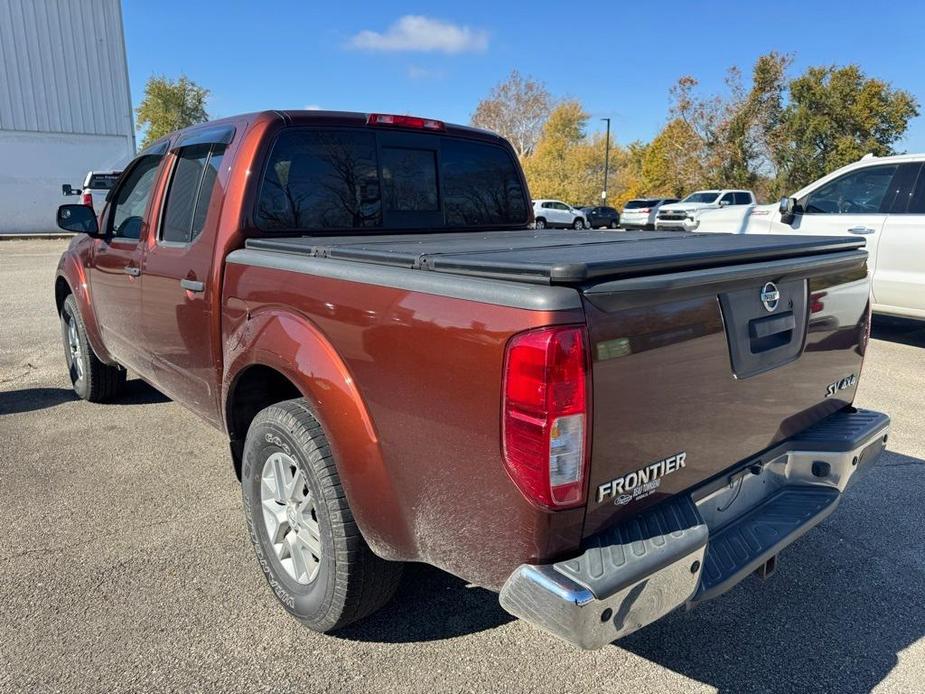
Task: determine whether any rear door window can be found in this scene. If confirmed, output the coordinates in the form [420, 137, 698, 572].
[733, 192, 752, 205]
[160, 144, 226, 244]
[255, 128, 528, 232]
[907, 165, 925, 214]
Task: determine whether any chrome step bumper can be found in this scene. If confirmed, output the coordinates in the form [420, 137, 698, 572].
[499, 408, 890, 650]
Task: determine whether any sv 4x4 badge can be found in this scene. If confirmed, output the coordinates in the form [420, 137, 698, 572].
[596, 452, 687, 505]
[825, 373, 857, 397]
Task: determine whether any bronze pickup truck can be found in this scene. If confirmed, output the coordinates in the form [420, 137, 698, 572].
[54, 110, 889, 649]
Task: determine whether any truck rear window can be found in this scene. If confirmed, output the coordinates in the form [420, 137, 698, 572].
[255, 128, 528, 232]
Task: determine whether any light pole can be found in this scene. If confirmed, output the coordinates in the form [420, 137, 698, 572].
[601, 117, 611, 202]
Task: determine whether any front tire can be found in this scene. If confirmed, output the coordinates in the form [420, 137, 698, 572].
[241, 398, 403, 632]
[573, 218, 585, 230]
[60, 294, 125, 402]
[535, 217, 547, 229]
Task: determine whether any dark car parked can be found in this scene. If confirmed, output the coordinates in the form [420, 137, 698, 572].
[579, 206, 620, 229]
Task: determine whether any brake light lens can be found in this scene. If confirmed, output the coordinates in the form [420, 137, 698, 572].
[502, 326, 590, 509]
[367, 113, 446, 131]
[638, 207, 651, 213]
[81, 192, 93, 207]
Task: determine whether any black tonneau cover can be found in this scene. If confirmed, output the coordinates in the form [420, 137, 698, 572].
[245, 230, 865, 286]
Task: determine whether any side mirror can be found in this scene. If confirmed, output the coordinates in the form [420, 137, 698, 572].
[57, 204, 99, 235]
[778, 197, 797, 224]
[61, 184, 81, 197]
[718, 199, 729, 207]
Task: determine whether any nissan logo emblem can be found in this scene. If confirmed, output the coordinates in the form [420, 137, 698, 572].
[761, 282, 780, 312]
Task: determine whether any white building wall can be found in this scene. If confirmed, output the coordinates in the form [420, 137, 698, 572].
[0, 0, 135, 233]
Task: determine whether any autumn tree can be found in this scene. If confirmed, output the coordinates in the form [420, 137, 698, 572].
[521, 101, 591, 201]
[135, 75, 210, 148]
[471, 70, 553, 157]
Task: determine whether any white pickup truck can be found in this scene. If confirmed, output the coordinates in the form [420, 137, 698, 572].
[655, 189, 756, 231]
[693, 154, 925, 320]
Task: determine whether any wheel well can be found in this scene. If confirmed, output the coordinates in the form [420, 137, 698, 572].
[55, 277, 71, 313]
[226, 365, 302, 479]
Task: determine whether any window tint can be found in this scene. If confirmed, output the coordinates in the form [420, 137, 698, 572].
[624, 200, 655, 209]
[733, 192, 752, 205]
[160, 144, 226, 244]
[109, 155, 162, 239]
[255, 129, 528, 231]
[883, 163, 921, 213]
[442, 139, 527, 226]
[381, 147, 438, 212]
[256, 129, 381, 230]
[720, 192, 735, 204]
[907, 166, 925, 214]
[803, 165, 898, 214]
[87, 173, 119, 190]
[683, 191, 720, 203]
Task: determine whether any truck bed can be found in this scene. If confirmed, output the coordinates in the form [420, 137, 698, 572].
[245, 230, 864, 285]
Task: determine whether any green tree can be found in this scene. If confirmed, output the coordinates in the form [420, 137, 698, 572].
[774, 65, 919, 193]
[135, 75, 210, 149]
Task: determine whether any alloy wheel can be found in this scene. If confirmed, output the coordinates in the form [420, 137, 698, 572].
[260, 451, 322, 584]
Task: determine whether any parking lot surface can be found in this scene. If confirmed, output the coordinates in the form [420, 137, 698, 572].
[2, 238, 924, 693]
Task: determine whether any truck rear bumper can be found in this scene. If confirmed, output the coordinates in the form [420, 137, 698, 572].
[499, 408, 889, 650]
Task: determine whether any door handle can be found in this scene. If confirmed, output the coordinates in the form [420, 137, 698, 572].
[180, 278, 205, 292]
[123, 265, 141, 277]
[847, 226, 875, 235]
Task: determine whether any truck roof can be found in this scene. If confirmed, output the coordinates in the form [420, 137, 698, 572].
[245, 230, 864, 285]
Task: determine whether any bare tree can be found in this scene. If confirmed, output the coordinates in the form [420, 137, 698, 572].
[471, 70, 552, 157]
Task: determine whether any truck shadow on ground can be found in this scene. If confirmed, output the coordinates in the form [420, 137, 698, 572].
[0, 379, 169, 415]
[333, 564, 514, 643]
[619, 450, 925, 694]
[871, 315, 925, 347]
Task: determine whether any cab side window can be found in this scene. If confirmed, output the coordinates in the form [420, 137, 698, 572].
[733, 192, 752, 205]
[803, 165, 898, 214]
[720, 192, 735, 205]
[160, 144, 226, 244]
[108, 155, 163, 239]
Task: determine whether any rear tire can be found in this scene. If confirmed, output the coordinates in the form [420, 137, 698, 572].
[610, 220, 618, 229]
[60, 294, 125, 402]
[241, 398, 403, 632]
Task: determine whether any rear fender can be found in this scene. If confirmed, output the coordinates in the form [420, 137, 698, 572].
[223, 306, 412, 559]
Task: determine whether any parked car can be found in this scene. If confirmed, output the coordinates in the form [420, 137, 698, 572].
[62, 170, 122, 215]
[619, 197, 678, 230]
[656, 189, 755, 231]
[693, 154, 925, 320]
[532, 199, 588, 229]
[579, 205, 620, 229]
[54, 110, 889, 650]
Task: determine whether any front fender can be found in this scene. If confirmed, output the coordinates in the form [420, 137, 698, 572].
[222, 306, 413, 560]
[55, 241, 113, 363]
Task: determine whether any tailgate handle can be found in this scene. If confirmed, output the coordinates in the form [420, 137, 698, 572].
[749, 312, 795, 339]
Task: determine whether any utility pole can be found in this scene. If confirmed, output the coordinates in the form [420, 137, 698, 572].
[601, 117, 611, 202]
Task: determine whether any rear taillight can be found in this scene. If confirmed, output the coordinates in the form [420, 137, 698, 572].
[502, 325, 590, 509]
[638, 207, 651, 213]
[81, 192, 93, 207]
[367, 113, 445, 131]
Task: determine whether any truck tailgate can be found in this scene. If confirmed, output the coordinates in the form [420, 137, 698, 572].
[580, 248, 871, 537]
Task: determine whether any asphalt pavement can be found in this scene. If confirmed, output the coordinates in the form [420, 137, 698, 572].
[1, 238, 923, 693]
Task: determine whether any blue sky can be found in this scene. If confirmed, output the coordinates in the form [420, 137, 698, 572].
[123, 1, 925, 151]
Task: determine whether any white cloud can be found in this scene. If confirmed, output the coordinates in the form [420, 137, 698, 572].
[348, 16, 488, 54]
[303, 104, 322, 110]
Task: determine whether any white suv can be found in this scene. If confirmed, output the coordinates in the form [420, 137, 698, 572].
[655, 189, 755, 231]
[532, 200, 588, 229]
[693, 154, 925, 320]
